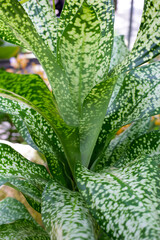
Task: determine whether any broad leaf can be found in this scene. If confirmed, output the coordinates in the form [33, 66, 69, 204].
[0, 19, 25, 48]
[94, 62, 160, 161]
[76, 155, 160, 239]
[93, 117, 151, 171]
[115, 130, 160, 167]
[112, 0, 160, 75]
[22, 0, 58, 53]
[80, 76, 116, 167]
[59, 1, 101, 110]
[0, 70, 80, 175]
[0, 0, 79, 126]
[0, 142, 51, 188]
[0, 97, 74, 187]
[10, 114, 40, 151]
[5, 179, 42, 212]
[0, 198, 49, 239]
[42, 180, 97, 240]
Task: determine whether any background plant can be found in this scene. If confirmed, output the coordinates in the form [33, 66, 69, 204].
[0, 0, 159, 239]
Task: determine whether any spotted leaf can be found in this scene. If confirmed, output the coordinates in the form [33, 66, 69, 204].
[0, 197, 49, 239]
[0, 96, 74, 187]
[76, 155, 160, 240]
[114, 130, 160, 167]
[112, 0, 160, 75]
[21, 0, 58, 53]
[0, 142, 51, 189]
[0, 70, 80, 175]
[0, 0, 79, 126]
[42, 180, 97, 240]
[59, 1, 101, 110]
[0, 19, 25, 48]
[80, 75, 117, 167]
[4, 179, 42, 212]
[93, 117, 151, 171]
[94, 62, 160, 162]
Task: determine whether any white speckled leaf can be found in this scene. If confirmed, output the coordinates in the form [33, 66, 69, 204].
[59, 1, 101, 110]
[42, 180, 97, 240]
[0, 142, 51, 189]
[94, 117, 151, 171]
[0, 19, 25, 48]
[59, 0, 115, 86]
[76, 154, 160, 239]
[112, 0, 160, 75]
[0, 197, 49, 240]
[4, 179, 42, 212]
[21, 0, 58, 53]
[10, 114, 40, 151]
[80, 75, 117, 167]
[0, 0, 79, 126]
[0, 70, 80, 176]
[0, 96, 74, 187]
[114, 130, 160, 168]
[94, 62, 160, 162]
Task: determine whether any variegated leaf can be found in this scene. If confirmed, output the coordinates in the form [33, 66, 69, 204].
[0, 96, 74, 187]
[93, 117, 151, 171]
[94, 62, 160, 162]
[112, 0, 160, 75]
[5, 179, 42, 212]
[0, 70, 80, 175]
[80, 75, 117, 167]
[115, 130, 160, 167]
[42, 180, 97, 240]
[0, 142, 51, 189]
[76, 155, 160, 240]
[10, 114, 40, 151]
[0, 198, 49, 239]
[21, 0, 58, 53]
[59, 0, 115, 83]
[59, 1, 101, 109]
[0, 0, 79, 126]
[0, 19, 25, 48]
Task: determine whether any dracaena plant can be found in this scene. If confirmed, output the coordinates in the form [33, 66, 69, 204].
[0, 0, 159, 239]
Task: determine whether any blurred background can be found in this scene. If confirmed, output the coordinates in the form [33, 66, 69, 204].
[0, 0, 159, 225]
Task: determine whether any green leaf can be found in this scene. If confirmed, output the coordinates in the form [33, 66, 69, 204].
[10, 114, 39, 151]
[5, 179, 42, 212]
[0, 98, 73, 187]
[93, 117, 151, 171]
[76, 155, 160, 239]
[94, 62, 160, 161]
[22, 0, 58, 53]
[0, 142, 51, 189]
[59, 0, 115, 88]
[0, 19, 28, 48]
[58, 1, 101, 110]
[112, 0, 160, 75]
[80, 76, 117, 167]
[0, 70, 80, 175]
[0, 0, 79, 126]
[115, 130, 160, 167]
[0, 198, 49, 239]
[42, 180, 97, 240]
[109, 35, 129, 70]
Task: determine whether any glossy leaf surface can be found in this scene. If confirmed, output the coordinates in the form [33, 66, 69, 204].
[112, 0, 160, 75]
[76, 155, 160, 239]
[42, 180, 97, 240]
[94, 117, 151, 171]
[0, 198, 49, 239]
[0, 96, 73, 187]
[94, 62, 160, 162]
[22, 0, 58, 53]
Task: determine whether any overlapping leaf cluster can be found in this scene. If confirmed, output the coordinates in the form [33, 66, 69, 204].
[0, 0, 159, 239]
